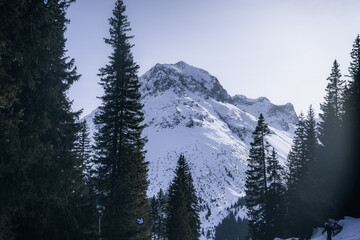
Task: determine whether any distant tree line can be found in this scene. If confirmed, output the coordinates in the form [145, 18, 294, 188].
[245, 35, 360, 240]
[214, 197, 249, 240]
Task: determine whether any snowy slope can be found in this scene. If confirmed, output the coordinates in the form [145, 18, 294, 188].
[276, 217, 360, 240]
[83, 61, 298, 239]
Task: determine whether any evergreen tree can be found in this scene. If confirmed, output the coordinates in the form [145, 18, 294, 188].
[0, 2, 23, 238]
[286, 114, 306, 236]
[71, 121, 98, 239]
[267, 148, 286, 238]
[93, 0, 150, 239]
[245, 114, 271, 240]
[342, 35, 360, 217]
[302, 106, 320, 234]
[287, 114, 306, 192]
[304, 106, 318, 169]
[319, 60, 345, 133]
[150, 196, 158, 239]
[75, 121, 93, 177]
[316, 60, 346, 220]
[286, 107, 319, 237]
[150, 189, 167, 239]
[0, 0, 93, 239]
[166, 155, 200, 240]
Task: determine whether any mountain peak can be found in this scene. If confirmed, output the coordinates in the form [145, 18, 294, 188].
[174, 60, 189, 68]
[140, 62, 231, 102]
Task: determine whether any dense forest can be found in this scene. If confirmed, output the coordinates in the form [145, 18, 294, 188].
[0, 1, 200, 239]
[245, 36, 360, 240]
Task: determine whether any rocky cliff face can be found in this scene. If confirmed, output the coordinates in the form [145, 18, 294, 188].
[84, 61, 298, 239]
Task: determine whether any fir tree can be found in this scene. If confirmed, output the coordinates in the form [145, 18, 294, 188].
[93, 0, 150, 239]
[166, 155, 200, 240]
[150, 189, 167, 240]
[286, 113, 306, 236]
[304, 106, 318, 169]
[286, 106, 320, 237]
[0, 2, 23, 238]
[319, 60, 345, 132]
[287, 113, 306, 192]
[302, 106, 320, 234]
[71, 121, 98, 239]
[75, 121, 93, 177]
[0, 0, 92, 239]
[316, 60, 346, 220]
[245, 114, 271, 240]
[342, 35, 360, 216]
[267, 148, 286, 238]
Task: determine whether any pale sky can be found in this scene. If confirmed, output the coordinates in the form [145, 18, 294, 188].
[66, 0, 360, 118]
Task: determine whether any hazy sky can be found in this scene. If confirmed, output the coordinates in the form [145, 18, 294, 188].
[66, 0, 360, 118]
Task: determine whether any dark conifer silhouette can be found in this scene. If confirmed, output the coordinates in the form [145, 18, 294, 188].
[286, 106, 320, 238]
[0, 0, 93, 239]
[286, 113, 306, 236]
[166, 155, 200, 240]
[316, 60, 346, 220]
[245, 114, 271, 240]
[342, 35, 360, 217]
[267, 148, 286, 238]
[150, 189, 167, 239]
[93, 0, 150, 239]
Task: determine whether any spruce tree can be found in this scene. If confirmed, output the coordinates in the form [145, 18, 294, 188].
[71, 121, 98, 239]
[301, 106, 320, 233]
[286, 107, 319, 237]
[150, 189, 167, 240]
[304, 106, 318, 167]
[166, 155, 200, 240]
[287, 113, 306, 192]
[0, 2, 23, 238]
[316, 60, 346, 220]
[286, 113, 306, 236]
[267, 148, 286, 238]
[93, 0, 150, 239]
[342, 35, 360, 216]
[75, 121, 93, 177]
[319, 60, 345, 132]
[245, 114, 271, 240]
[0, 0, 92, 239]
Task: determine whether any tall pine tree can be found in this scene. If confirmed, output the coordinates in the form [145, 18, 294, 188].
[316, 60, 346, 220]
[150, 189, 167, 240]
[286, 113, 306, 236]
[286, 106, 319, 238]
[166, 155, 200, 240]
[93, 0, 150, 239]
[342, 35, 360, 217]
[71, 121, 98, 240]
[0, 2, 23, 238]
[245, 114, 271, 240]
[0, 0, 93, 239]
[267, 148, 286, 238]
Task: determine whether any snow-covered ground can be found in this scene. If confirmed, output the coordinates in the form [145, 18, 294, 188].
[275, 217, 360, 240]
[83, 61, 298, 239]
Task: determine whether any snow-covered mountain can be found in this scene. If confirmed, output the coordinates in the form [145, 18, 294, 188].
[83, 61, 298, 239]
